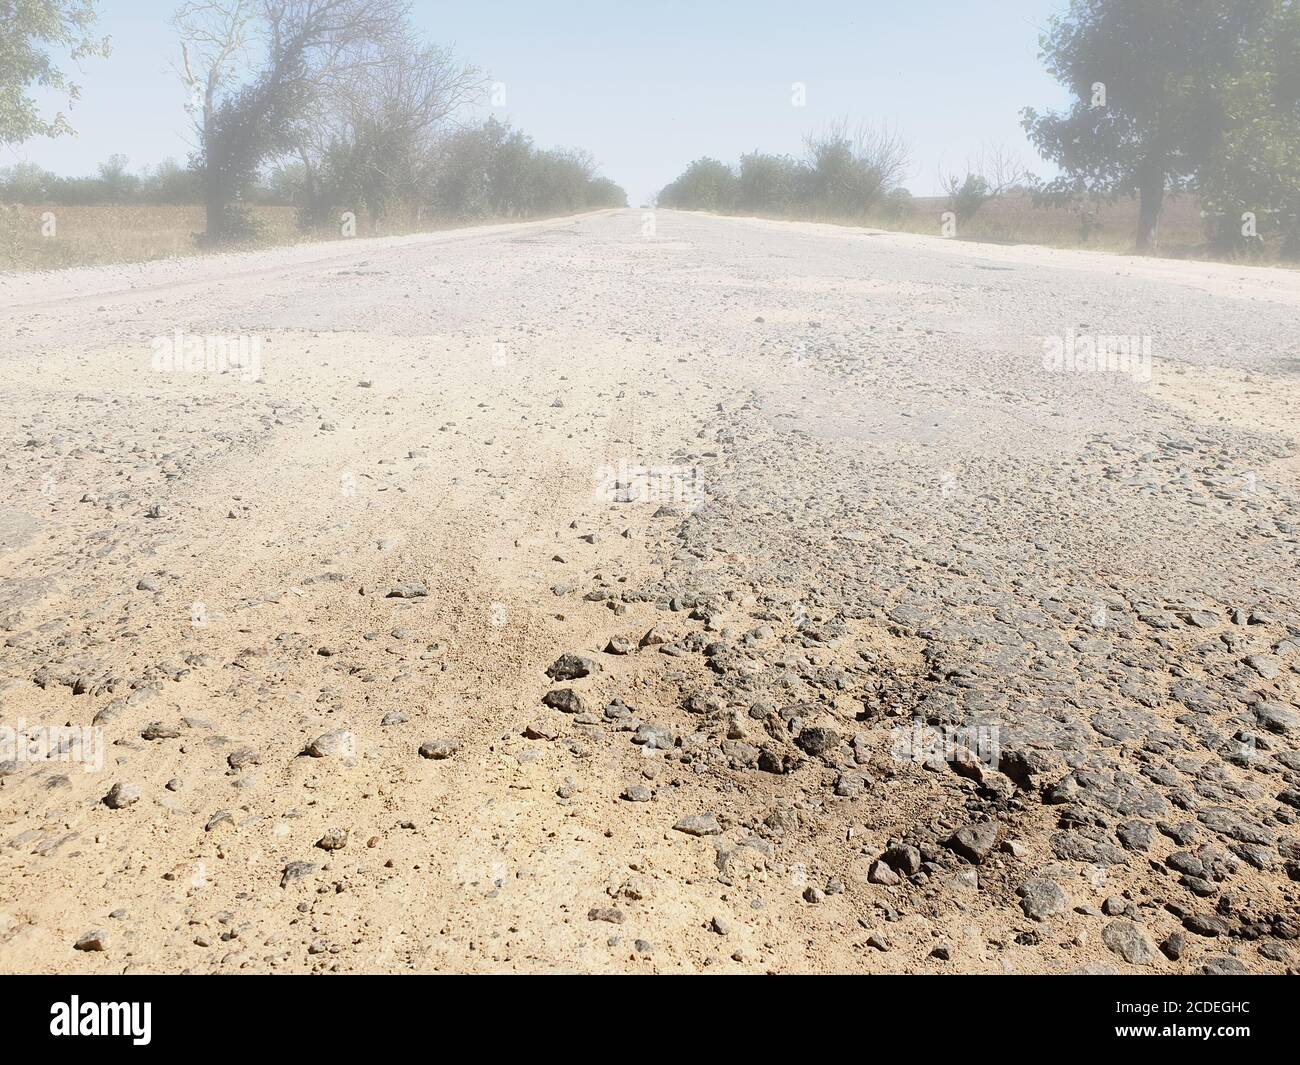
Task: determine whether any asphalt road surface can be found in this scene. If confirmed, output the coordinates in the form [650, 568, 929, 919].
[1, 208, 1298, 973]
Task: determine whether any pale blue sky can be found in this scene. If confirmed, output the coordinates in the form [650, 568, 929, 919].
[13, 0, 1072, 204]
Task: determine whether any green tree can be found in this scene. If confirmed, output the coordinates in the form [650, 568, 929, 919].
[427, 118, 620, 221]
[141, 156, 204, 204]
[430, 117, 513, 219]
[1022, 0, 1274, 251]
[587, 176, 627, 209]
[803, 120, 908, 218]
[736, 152, 807, 214]
[96, 152, 139, 202]
[1197, 0, 1300, 257]
[0, 160, 54, 200]
[657, 158, 737, 211]
[940, 145, 1029, 222]
[175, 0, 406, 242]
[0, 0, 110, 144]
[286, 28, 483, 227]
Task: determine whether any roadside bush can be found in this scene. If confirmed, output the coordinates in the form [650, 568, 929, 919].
[736, 152, 808, 214]
[657, 157, 738, 211]
[0, 157, 250, 206]
[803, 121, 908, 217]
[658, 122, 907, 218]
[945, 174, 993, 221]
[879, 186, 915, 221]
[427, 119, 625, 222]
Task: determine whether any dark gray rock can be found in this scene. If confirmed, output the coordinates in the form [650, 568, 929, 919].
[280, 861, 318, 887]
[386, 581, 428, 599]
[1102, 921, 1158, 965]
[1017, 878, 1067, 920]
[74, 929, 109, 952]
[674, 812, 722, 836]
[795, 726, 841, 757]
[418, 739, 457, 760]
[882, 844, 922, 876]
[947, 822, 999, 864]
[546, 653, 598, 681]
[103, 782, 140, 809]
[542, 688, 587, 713]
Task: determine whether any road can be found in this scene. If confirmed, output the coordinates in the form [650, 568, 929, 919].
[1, 208, 1298, 973]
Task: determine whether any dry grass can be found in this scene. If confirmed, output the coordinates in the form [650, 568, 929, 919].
[877, 191, 1208, 255]
[0, 204, 492, 273]
[1, 195, 1290, 272]
[0, 205, 299, 272]
[746, 191, 1295, 263]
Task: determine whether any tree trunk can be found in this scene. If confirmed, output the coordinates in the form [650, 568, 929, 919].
[298, 157, 324, 230]
[200, 98, 226, 244]
[1135, 159, 1165, 253]
[204, 182, 225, 244]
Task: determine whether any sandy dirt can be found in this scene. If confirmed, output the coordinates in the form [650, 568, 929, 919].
[1, 209, 1298, 973]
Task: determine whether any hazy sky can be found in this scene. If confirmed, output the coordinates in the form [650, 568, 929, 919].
[13, 0, 1072, 204]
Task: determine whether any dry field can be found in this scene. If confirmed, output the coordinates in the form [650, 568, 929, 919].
[0, 205, 276, 271]
[726, 193, 1256, 260]
[0, 204, 468, 273]
[0, 194, 1245, 276]
[0, 205, 301, 272]
[892, 192, 1208, 254]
